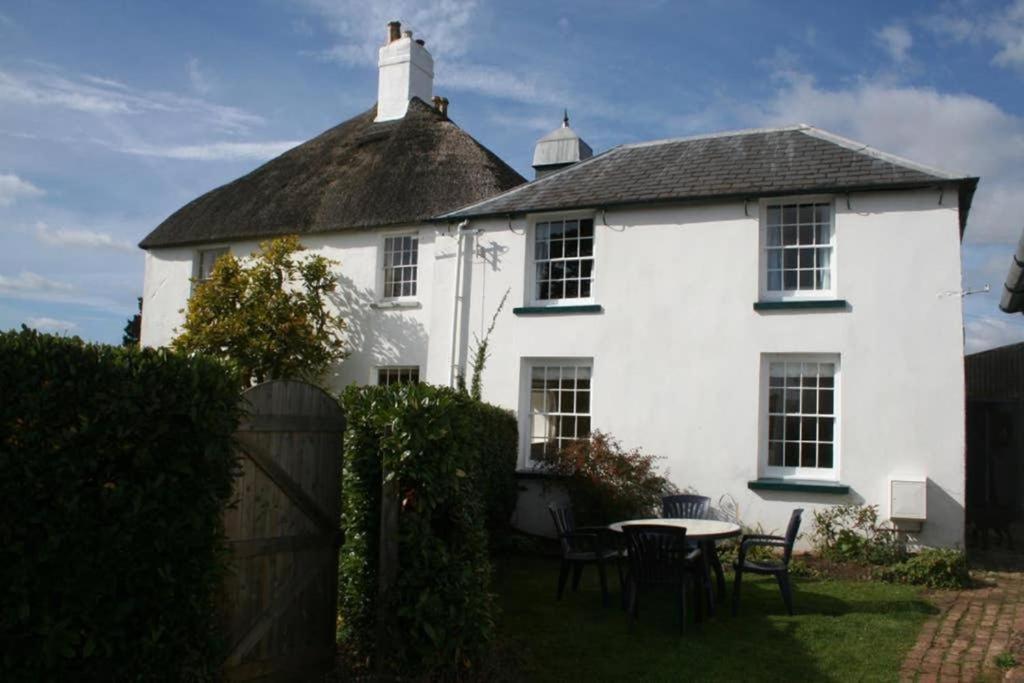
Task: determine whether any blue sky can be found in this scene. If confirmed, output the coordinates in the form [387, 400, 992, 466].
[1, 0, 1023, 350]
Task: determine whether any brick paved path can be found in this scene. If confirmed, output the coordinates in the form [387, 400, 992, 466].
[900, 569, 1024, 682]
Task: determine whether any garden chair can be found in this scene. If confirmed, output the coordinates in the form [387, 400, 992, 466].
[661, 494, 710, 519]
[661, 494, 721, 609]
[731, 508, 803, 616]
[623, 525, 703, 633]
[548, 503, 624, 607]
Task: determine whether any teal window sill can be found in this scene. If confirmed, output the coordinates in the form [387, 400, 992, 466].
[513, 304, 603, 316]
[753, 299, 848, 312]
[747, 478, 850, 494]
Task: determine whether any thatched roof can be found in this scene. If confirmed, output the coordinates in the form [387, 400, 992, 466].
[139, 98, 526, 248]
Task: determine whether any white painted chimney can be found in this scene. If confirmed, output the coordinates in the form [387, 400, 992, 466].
[375, 21, 434, 122]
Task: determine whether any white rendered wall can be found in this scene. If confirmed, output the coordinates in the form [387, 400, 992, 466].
[455, 188, 966, 548]
[140, 225, 447, 390]
[140, 188, 967, 548]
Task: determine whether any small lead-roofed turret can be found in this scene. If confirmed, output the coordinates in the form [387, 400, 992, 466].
[531, 110, 592, 179]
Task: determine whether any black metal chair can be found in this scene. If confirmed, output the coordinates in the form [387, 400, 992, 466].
[732, 508, 803, 616]
[661, 494, 711, 519]
[623, 524, 703, 633]
[548, 503, 623, 607]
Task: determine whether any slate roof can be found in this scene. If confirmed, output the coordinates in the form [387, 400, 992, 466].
[439, 125, 979, 231]
[139, 98, 526, 248]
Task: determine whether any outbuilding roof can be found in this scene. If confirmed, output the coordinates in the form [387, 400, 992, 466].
[139, 97, 526, 249]
[438, 125, 978, 231]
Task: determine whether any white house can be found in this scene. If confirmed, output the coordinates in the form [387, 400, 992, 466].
[140, 22, 979, 548]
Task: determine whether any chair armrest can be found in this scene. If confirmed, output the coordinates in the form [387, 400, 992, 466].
[558, 530, 600, 554]
[737, 535, 787, 564]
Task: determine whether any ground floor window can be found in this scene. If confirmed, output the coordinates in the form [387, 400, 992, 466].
[377, 366, 420, 386]
[525, 360, 592, 464]
[764, 354, 838, 479]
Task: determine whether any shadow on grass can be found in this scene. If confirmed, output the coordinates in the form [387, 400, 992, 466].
[494, 555, 934, 682]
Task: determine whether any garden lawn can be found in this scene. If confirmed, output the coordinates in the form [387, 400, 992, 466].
[494, 555, 935, 682]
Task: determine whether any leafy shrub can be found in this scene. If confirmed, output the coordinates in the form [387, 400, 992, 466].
[338, 383, 516, 677]
[534, 431, 675, 525]
[873, 548, 971, 589]
[0, 328, 240, 682]
[811, 504, 906, 565]
[474, 402, 519, 542]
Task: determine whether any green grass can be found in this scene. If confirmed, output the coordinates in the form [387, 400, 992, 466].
[493, 555, 935, 682]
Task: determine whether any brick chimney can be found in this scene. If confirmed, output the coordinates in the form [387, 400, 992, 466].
[375, 21, 434, 122]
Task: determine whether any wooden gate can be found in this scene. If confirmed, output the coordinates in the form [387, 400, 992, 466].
[222, 380, 345, 682]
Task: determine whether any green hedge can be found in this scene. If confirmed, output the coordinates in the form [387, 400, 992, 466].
[474, 402, 519, 541]
[0, 328, 241, 681]
[338, 383, 517, 676]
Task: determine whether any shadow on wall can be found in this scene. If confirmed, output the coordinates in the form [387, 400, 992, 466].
[917, 478, 964, 548]
[713, 488, 865, 539]
[323, 273, 428, 387]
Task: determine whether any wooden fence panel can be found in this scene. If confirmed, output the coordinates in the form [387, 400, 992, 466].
[222, 380, 345, 682]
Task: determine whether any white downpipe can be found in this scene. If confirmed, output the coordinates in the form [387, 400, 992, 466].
[449, 220, 469, 386]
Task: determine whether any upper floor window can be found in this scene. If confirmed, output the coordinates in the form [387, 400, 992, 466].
[382, 235, 418, 299]
[763, 200, 833, 298]
[763, 355, 839, 480]
[533, 218, 594, 303]
[196, 247, 229, 283]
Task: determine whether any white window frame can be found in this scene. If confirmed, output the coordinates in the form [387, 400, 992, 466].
[376, 365, 420, 386]
[758, 196, 837, 301]
[759, 353, 841, 481]
[525, 211, 596, 307]
[378, 232, 420, 302]
[194, 246, 229, 283]
[518, 357, 594, 469]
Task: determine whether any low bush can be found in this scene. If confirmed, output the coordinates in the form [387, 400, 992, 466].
[873, 548, 971, 589]
[338, 383, 516, 677]
[811, 504, 906, 565]
[474, 402, 519, 542]
[0, 328, 240, 681]
[533, 431, 675, 525]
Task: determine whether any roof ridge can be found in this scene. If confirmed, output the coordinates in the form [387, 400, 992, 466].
[436, 143, 626, 220]
[620, 124, 808, 149]
[797, 125, 967, 180]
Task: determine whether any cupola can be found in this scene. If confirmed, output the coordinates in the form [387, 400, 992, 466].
[531, 111, 593, 178]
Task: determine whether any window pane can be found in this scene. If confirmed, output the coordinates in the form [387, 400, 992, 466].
[783, 205, 797, 224]
[565, 280, 579, 298]
[819, 390, 834, 414]
[767, 206, 781, 226]
[580, 219, 594, 237]
[768, 442, 783, 466]
[799, 204, 814, 224]
[767, 227, 782, 247]
[800, 442, 817, 467]
[818, 443, 834, 468]
[580, 280, 592, 298]
[785, 442, 799, 467]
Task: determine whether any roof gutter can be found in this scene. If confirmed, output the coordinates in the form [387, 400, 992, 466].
[433, 178, 980, 236]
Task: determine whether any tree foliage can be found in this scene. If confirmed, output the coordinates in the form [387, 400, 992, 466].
[173, 236, 345, 385]
[122, 296, 142, 347]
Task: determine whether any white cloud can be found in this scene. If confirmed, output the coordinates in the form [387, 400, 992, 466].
[750, 72, 1024, 242]
[186, 57, 214, 94]
[0, 173, 44, 206]
[118, 139, 302, 161]
[0, 67, 263, 133]
[926, 0, 1024, 72]
[35, 222, 134, 252]
[294, 0, 478, 65]
[876, 24, 913, 63]
[0, 271, 74, 294]
[965, 315, 1024, 354]
[26, 316, 77, 332]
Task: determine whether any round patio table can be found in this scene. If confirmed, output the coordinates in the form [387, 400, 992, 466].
[608, 518, 741, 611]
[608, 518, 740, 540]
